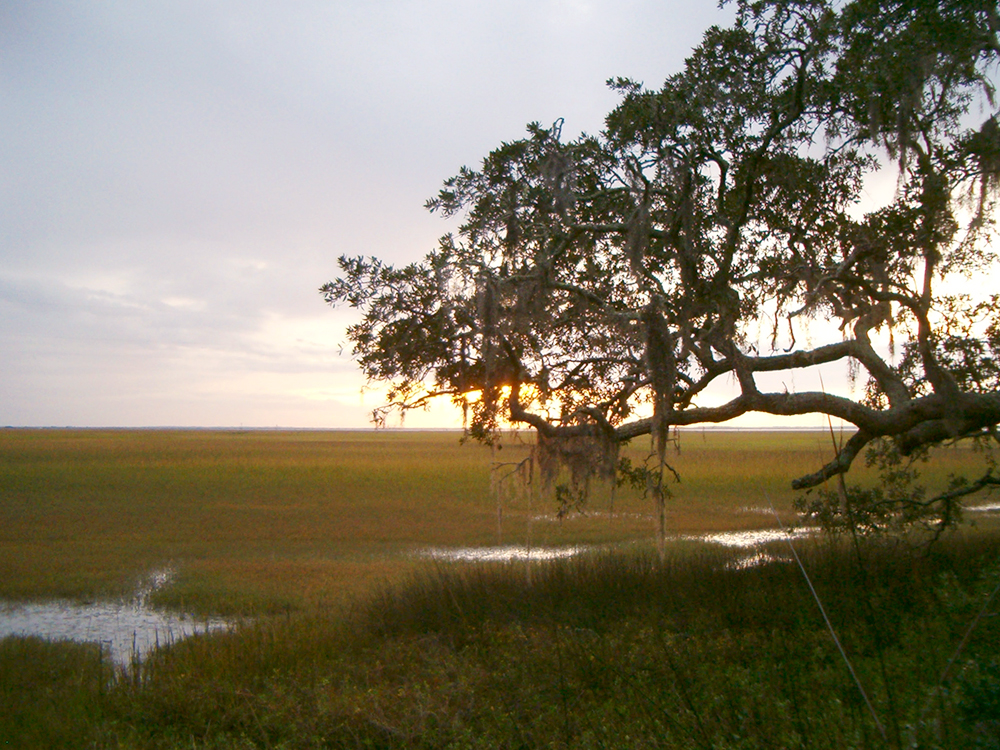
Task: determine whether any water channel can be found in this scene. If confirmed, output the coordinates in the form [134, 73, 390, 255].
[0, 570, 230, 667]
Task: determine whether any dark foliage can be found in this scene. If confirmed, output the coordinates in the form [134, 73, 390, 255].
[324, 0, 1000, 526]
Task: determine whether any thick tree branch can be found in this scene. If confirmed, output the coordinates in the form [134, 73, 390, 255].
[791, 429, 873, 489]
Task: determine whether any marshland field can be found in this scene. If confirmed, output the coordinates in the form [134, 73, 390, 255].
[1, 428, 999, 748]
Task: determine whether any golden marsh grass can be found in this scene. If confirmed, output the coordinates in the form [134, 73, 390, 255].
[0, 427, 992, 614]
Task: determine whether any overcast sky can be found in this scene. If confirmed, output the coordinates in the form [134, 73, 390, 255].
[1, 1, 758, 428]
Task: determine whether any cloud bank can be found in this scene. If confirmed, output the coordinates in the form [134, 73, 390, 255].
[1, 0, 729, 427]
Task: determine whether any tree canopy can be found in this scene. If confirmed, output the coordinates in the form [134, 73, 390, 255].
[323, 0, 1000, 527]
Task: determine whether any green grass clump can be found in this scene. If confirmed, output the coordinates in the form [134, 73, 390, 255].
[0, 637, 110, 749]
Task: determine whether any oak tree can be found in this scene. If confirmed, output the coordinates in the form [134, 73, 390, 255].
[323, 0, 1000, 532]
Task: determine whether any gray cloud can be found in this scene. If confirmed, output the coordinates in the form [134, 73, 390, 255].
[1, 0, 730, 427]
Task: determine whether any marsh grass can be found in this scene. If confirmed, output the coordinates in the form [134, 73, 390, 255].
[0, 636, 109, 749]
[0, 429, 501, 612]
[0, 428, 882, 612]
[3, 429, 1000, 747]
[11, 533, 994, 748]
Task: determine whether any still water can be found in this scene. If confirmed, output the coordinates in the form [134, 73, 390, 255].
[421, 545, 592, 562]
[421, 527, 817, 564]
[0, 570, 230, 666]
